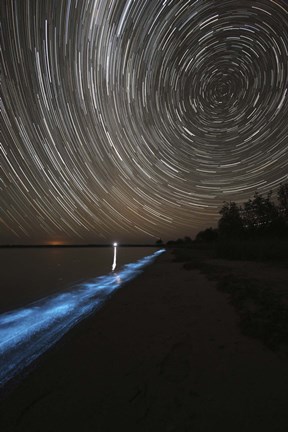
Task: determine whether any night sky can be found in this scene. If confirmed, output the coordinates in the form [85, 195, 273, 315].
[1, 0, 288, 245]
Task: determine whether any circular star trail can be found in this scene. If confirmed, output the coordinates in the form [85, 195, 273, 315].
[1, 0, 288, 243]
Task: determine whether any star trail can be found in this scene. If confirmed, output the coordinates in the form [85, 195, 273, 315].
[1, 0, 288, 244]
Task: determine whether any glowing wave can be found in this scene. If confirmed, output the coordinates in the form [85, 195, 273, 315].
[0, 249, 165, 388]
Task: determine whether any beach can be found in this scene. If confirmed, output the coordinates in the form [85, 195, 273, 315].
[1, 250, 288, 431]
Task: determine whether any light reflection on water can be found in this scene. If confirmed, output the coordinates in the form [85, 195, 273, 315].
[0, 246, 157, 313]
[0, 249, 165, 388]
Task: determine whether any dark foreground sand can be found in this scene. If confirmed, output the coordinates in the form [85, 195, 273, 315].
[1, 251, 288, 431]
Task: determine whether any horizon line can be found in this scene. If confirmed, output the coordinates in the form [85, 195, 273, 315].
[0, 243, 165, 248]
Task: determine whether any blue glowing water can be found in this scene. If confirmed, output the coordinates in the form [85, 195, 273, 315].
[0, 249, 165, 388]
[0, 246, 157, 313]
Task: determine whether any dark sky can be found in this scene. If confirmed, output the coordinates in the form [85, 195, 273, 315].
[1, 0, 288, 244]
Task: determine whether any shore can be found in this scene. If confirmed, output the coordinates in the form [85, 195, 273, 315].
[1, 250, 288, 431]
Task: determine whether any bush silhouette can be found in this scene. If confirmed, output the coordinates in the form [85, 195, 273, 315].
[217, 183, 288, 239]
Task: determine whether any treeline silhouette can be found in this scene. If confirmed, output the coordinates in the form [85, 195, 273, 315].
[196, 182, 288, 241]
[166, 182, 288, 261]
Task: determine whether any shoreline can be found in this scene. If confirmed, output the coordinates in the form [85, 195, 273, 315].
[1, 250, 288, 431]
[0, 246, 159, 314]
[0, 249, 165, 390]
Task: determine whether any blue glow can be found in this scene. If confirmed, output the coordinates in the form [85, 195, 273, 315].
[0, 249, 165, 388]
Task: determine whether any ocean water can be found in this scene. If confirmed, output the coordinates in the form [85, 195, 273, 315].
[0, 246, 156, 314]
[0, 247, 165, 388]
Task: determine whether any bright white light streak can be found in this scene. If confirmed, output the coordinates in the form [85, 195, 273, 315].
[112, 242, 117, 271]
[0, 249, 166, 388]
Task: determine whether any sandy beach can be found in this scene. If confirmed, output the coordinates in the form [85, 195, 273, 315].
[1, 250, 288, 431]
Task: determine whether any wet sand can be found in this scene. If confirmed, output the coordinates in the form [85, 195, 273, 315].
[1, 250, 288, 431]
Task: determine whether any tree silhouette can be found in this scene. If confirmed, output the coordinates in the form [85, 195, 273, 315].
[278, 183, 288, 219]
[196, 227, 218, 242]
[242, 191, 278, 235]
[217, 183, 288, 239]
[184, 236, 192, 243]
[218, 201, 243, 238]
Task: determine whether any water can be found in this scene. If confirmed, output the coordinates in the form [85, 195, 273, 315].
[0, 246, 156, 314]
[0, 247, 165, 388]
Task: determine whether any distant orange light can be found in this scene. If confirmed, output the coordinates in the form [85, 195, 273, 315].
[47, 241, 65, 246]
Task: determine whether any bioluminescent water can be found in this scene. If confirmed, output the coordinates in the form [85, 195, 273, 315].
[0, 249, 165, 388]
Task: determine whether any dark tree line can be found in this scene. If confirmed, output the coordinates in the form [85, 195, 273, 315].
[195, 227, 218, 242]
[195, 183, 288, 242]
[218, 183, 288, 239]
